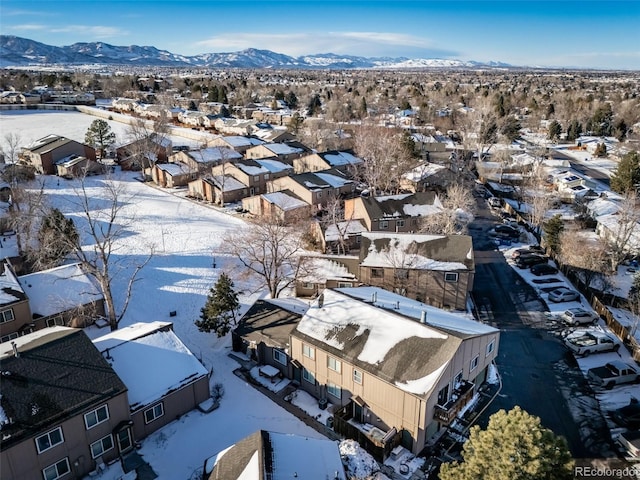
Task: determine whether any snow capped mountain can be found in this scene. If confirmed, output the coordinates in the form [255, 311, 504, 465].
[0, 35, 513, 69]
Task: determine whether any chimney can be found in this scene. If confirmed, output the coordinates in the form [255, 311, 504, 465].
[317, 293, 324, 308]
[420, 311, 427, 324]
[11, 341, 18, 358]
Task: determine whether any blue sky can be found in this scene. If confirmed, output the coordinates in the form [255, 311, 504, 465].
[1, 0, 639, 69]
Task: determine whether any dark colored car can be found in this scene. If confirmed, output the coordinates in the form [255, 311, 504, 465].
[492, 224, 520, 239]
[511, 246, 544, 259]
[611, 401, 640, 429]
[516, 254, 548, 269]
[530, 263, 558, 276]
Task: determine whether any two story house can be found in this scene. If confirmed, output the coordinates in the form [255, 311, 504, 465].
[206, 135, 264, 154]
[293, 150, 363, 175]
[267, 169, 355, 210]
[244, 141, 310, 165]
[0, 262, 31, 344]
[21, 135, 96, 175]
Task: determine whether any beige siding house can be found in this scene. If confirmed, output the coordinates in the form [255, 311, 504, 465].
[244, 141, 309, 165]
[268, 170, 355, 209]
[0, 262, 32, 344]
[21, 135, 96, 175]
[293, 150, 363, 175]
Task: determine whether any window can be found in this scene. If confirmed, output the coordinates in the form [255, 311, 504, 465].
[486, 339, 495, 357]
[327, 356, 341, 373]
[317, 191, 322, 198]
[273, 349, 287, 365]
[379, 220, 389, 230]
[0, 309, 14, 324]
[253, 176, 260, 182]
[144, 403, 164, 424]
[454, 370, 463, 387]
[302, 344, 315, 360]
[84, 405, 109, 430]
[90, 435, 114, 459]
[337, 282, 352, 288]
[302, 368, 315, 384]
[264, 174, 270, 180]
[437, 385, 449, 405]
[1, 332, 18, 343]
[371, 268, 384, 278]
[117, 429, 133, 452]
[397, 220, 405, 228]
[353, 369, 362, 384]
[36, 427, 64, 454]
[301, 282, 314, 289]
[444, 272, 459, 283]
[470, 355, 479, 372]
[46, 317, 65, 328]
[395, 269, 409, 279]
[327, 382, 341, 399]
[42, 458, 70, 480]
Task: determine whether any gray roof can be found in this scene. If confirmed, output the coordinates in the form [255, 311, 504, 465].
[233, 299, 303, 348]
[0, 328, 127, 449]
[360, 192, 438, 220]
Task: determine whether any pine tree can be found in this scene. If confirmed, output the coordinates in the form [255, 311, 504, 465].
[543, 214, 564, 254]
[307, 94, 322, 116]
[37, 208, 79, 268]
[195, 273, 240, 337]
[439, 407, 574, 480]
[85, 119, 115, 160]
[610, 151, 640, 194]
[566, 119, 582, 142]
[285, 91, 298, 109]
[208, 85, 219, 103]
[548, 120, 562, 141]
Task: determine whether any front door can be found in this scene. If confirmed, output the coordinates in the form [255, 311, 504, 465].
[117, 427, 133, 454]
[353, 403, 363, 423]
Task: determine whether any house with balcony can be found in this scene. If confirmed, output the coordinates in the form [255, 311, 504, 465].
[358, 232, 474, 310]
[290, 287, 499, 460]
[92, 322, 210, 440]
[344, 192, 442, 233]
[0, 327, 132, 480]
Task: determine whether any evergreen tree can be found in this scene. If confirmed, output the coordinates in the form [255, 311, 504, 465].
[500, 116, 522, 142]
[38, 208, 79, 268]
[85, 119, 115, 160]
[218, 86, 228, 104]
[439, 407, 574, 480]
[188, 100, 197, 111]
[220, 105, 230, 118]
[591, 103, 613, 136]
[399, 99, 411, 111]
[613, 118, 628, 141]
[285, 91, 298, 109]
[594, 142, 607, 158]
[548, 120, 562, 141]
[359, 97, 368, 118]
[195, 273, 240, 337]
[307, 94, 322, 116]
[287, 112, 303, 135]
[543, 214, 564, 254]
[208, 85, 219, 102]
[495, 94, 506, 117]
[610, 150, 640, 194]
[566, 119, 582, 142]
[546, 103, 555, 117]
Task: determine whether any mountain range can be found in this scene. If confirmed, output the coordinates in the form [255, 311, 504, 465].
[0, 35, 511, 69]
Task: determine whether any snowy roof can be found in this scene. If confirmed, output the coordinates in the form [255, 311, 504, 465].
[204, 430, 346, 479]
[299, 257, 357, 283]
[18, 263, 103, 317]
[320, 151, 363, 167]
[261, 191, 309, 211]
[209, 175, 247, 192]
[0, 263, 26, 306]
[295, 288, 496, 397]
[255, 158, 293, 174]
[264, 143, 304, 155]
[360, 232, 472, 271]
[189, 147, 243, 163]
[314, 172, 353, 188]
[218, 136, 264, 148]
[325, 220, 367, 242]
[93, 322, 208, 410]
[234, 160, 270, 176]
[402, 162, 446, 182]
[157, 162, 195, 176]
[358, 192, 441, 219]
[587, 197, 620, 217]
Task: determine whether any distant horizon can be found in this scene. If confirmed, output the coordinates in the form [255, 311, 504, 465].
[1, 0, 639, 70]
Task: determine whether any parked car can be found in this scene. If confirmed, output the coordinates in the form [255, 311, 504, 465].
[511, 246, 544, 259]
[530, 263, 558, 276]
[532, 277, 563, 284]
[488, 197, 502, 208]
[564, 329, 619, 356]
[561, 307, 599, 325]
[588, 360, 640, 389]
[548, 287, 580, 302]
[611, 400, 640, 429]
[491, 224, 520, 239]
[516, 254, 547, 268]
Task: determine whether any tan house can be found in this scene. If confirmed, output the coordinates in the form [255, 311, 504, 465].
[92, 322, 210, 440]
[244, 141, 310, 165]
[344, 192, 442, 233]
[18, 263, 105, 332]
[0, 327, 132, 480]
[116, 134, 172, 171]
[293, 150, 363, 175]
[0, 262, 32, 344]
[151, 162, 198, 188]
[171, 147, 242, 172]
[268, 169, 355, 209]
[291, 287, 499, 459]
[206, 135, 264, 154]
[188, 175, 249, 205]
[54, 154, 104, 178]
[21, 135, 96, 175]
[400, 162, 456, 192]
[295, 255, 360, 297]
[212, 159, 274, 197]
[213, 118, 258, 136]
[358, 232, 474, 310]
[242, 190, 311, 224]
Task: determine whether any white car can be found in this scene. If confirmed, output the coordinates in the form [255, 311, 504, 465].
[561, 308, 598, 325]
[548, 287, 580, 303]
[564, 329, 619, 356]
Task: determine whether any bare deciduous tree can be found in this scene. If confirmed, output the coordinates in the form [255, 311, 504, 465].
[126, 113, 171, 179]
[606, 191, 640, 269]
[559, 228, 610, 291]
[420, 183, 474, 235]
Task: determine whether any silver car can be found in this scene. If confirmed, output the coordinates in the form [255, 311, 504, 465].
[561, 308, 598, 325]
[548, 287, 580, 303]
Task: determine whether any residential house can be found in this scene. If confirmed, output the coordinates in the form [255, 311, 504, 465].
[311, 219, 368, 254]
[358, 232, 474, 310]
[112, 97, 139, 113]
[295, 255, 360, 297]
[21, 135, 96, 175]
[244, 141, 310, 165]
[212, 159, 274, 197]
[115, 134, 172, 171]
[290, 287, 499, 459]
[54, 154, 104, 178]
[344, 192, 442, 233]
[268, 169, 356, 209]
[206, 135, 264, 154]
[92, 322, 210, 440]
[595, 213, 640, 259]
[293, 150, 363, 175]
[202, 430, 346, 480]
[0, 262, 31, 344]
[550, 169, 598, 203]
[213, 118, 258, 136]
[400, 162, 455, 192]
[242, 190, 311, 224]
[171, 147, 242, 172]
[188, 175, 248, 205]
[18, 263, 105, 331]
[251, 127, 296, 144]
[0, 327, 132, 480]
[151, 162, 198, 188]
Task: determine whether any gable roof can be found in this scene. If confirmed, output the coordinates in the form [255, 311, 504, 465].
[358, 192, 441, 220]
[0, 262, 27, 307]
[204, 430, 346, 480]
[294, 287, 496, 399]
[318, 150, 363, 167]
[359, 232, 474, 270]
[92, 322, 208, 411]
[289, 169, 353, 191]
[186, 147, 243, 164]
[261, 191, 309, 211]
[234, 299, 308, 349]
[0, 327, 127, 449]
[24, 135, 75, 154]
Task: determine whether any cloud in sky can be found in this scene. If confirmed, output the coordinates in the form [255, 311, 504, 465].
[49, 25, 129, 39]
[10, 23, 48, 31]
[193, 31, 460, 58]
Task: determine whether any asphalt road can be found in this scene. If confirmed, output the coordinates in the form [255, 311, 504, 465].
[550, 149, 611, 188]
[469, 197, 614, 458]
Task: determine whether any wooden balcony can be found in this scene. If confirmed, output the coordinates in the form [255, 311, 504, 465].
[434, 380, 475, 425]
